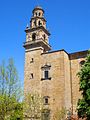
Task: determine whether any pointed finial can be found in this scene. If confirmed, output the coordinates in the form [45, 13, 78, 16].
[26, 24, 29, 28]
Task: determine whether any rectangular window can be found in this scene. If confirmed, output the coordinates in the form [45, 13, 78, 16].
[44, 96, 49, 105]
[30, 58, 34, 63]
[45, 98, 48, 104]
[30, 73, 33, 79]
[45, 71, 48, 79]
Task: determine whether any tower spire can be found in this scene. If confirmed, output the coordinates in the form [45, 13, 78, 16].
[24, 6, 51, 52]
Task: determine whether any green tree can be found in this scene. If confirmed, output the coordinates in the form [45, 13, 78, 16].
[77, 51, 90, 120]
[24, 92, 44, 120]
[0, 58, 23, 120]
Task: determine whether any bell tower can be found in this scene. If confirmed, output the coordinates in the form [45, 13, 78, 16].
[23, 6, 51, 52]
[24, 6, 72, 120]
[23, 6, 51, 96]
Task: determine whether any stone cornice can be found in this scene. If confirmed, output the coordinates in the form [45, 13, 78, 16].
[25, 26, 50, 36]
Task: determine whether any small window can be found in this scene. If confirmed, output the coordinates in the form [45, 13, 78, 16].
[30, 58, 34, 63]
[31, 96, 34, 100]
[35, 12, 37, 16]
[44, 71, 48, 79]
[30, 73, 33, 79]
[39, 12, 41, 16]
[45, 98, 48, 104]
[38, 21, 42, 26]
[32, 33, 36, 41]
[43, 96, 49, 105]
[43, 34, 46, 40]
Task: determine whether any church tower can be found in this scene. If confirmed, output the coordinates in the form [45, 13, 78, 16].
[24, 6, 72, 120]
[23, 5, 88, 120]
[24, 6, 51, 52]
[23, 6, 53, 119]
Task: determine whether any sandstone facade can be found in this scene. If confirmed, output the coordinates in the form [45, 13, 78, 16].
[23, 6, 87, 119]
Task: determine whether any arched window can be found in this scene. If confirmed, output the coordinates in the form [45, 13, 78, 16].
[43, 34, 46, 40]
[32, 33, 36, 41]
[43, 96, 50, 105]
[35, 12, 37, 16]
[38, 21, 42, 26]
[39, 12, 41, 16]
[80, 60, 85, 66]
[45, 98, 48, 104]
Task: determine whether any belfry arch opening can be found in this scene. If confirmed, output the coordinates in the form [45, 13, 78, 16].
[32, 33, 36, 41]
[39, 12, 41, 16]
[38, 20, 42, 26]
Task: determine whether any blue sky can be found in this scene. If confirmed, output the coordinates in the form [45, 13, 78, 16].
[0, 0, 90, 83]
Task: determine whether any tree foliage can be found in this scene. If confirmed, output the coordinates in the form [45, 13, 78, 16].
[77, 51, 90, 120]
[24, 92, 44, 120]
[0, 58, 23, 120]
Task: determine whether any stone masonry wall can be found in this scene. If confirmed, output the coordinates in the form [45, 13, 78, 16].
[70, 51, 87, 115]
[41, 50, 70, 119]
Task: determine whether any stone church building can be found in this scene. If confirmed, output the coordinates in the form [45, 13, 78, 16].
[23, 6, 87, 119]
